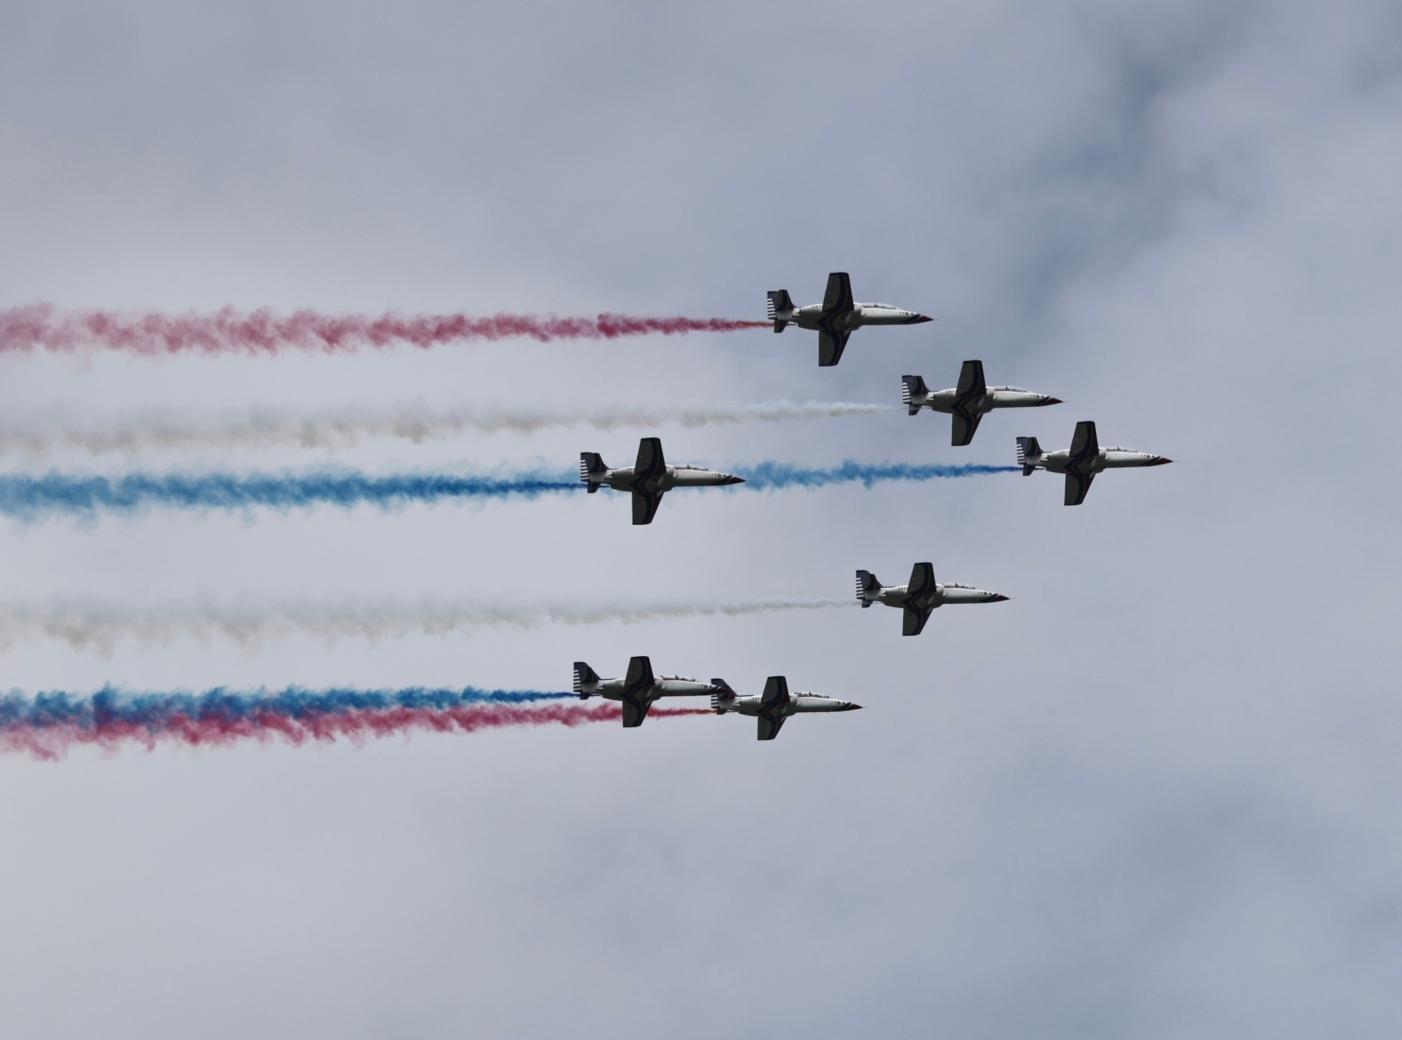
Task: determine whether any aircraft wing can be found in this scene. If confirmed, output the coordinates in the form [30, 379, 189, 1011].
[907, 562, 936, 599]
[1068, 420, 1099, 464]
[902, 605, 933, 636]
[631, 489, 664, 525]
[621, 699, 652, 728]
[757, 676, 791, 741]
[620, 656, 655, 728]
[818, 327, 851, 367]
[951, 409, 983, 447]
[624, 655, 655, 697]
[634, 436, 666, 482]
[956, 359, 986, 401]
[1064, 471, 1095, 506]
[821, 271, 854, 316]
[760, 675, 791, 710]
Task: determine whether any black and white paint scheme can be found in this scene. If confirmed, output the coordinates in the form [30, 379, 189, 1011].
[1017, 420, 1172, 506]
[580, 436, 743, 525]
[902, 360, 1061, 446]
[766, 271, 932, 366]
[856, 563, 1009, 637]
[710, 675, 860, 742]
[572, 656, 716, 728]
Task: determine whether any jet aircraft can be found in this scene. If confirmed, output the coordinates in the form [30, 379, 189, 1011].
[580, 436, 743, 525]
[573, 656, 716, 728]
[710, 675, 861, 741]
[857, 562, 1009, 636]
[903, 360, 1060, 446]
[1016, 420, 1172, 506]
[766, 271, 932, 366]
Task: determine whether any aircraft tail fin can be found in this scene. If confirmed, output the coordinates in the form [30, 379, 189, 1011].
[572, 661, 600, 698]
[766, 290, 792, 333]
[579, 452, 607, 492]
[901, 374, 928, 416]
[1015, 437, 1042, 476]
[855, 569, 881, 607]
[710, 678, 737, 714]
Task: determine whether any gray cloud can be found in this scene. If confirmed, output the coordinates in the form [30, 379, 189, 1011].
[1, 2, 1400, 1038]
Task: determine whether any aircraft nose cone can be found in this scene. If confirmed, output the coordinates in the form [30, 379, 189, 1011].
[911, 314, 934, 324]
[724, 475, 745, 484]
[842, 703, 862, 712]
[990, 593, 1010, 602]
[1150, 456, 1173, 466]
[1044, 397, 1063, 405]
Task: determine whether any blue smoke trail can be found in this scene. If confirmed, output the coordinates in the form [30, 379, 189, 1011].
[733, 460, 1020, 490]
[0, 460, 1016, 520]
[0, 685, 572, 731]
[0, 470, 579, 520]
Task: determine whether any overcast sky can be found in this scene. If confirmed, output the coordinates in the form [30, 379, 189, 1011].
[2, 2, 1401, 1037]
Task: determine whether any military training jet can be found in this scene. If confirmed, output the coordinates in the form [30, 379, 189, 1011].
[856, 562, 1009, 637]
[573, 656, 716, 728]
[710, 675, 861, 742]
[1016, 420, 1172, 506]
[902, 360, 1061, 446]
[580, 436, 744, 525]
[766, 271, 932, 366]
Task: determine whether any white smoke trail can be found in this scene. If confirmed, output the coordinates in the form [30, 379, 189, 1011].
[0, 401, 894, 458]
[0, 599, 850, 654]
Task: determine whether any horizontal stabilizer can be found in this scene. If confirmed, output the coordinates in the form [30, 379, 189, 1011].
[579, 452, 607, 491]
[1015, 436, 1041, 475]
[901, 374, 927, 416]
[572, 661, 600, 698]
[855, 569, 881, 606]
[767, 290, 793, 334]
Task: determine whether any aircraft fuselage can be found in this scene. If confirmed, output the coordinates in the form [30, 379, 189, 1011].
[785, 303, 928, 331]
[869, 583, 1008, 611]
[580, 675, 716, 702]
[1034, 448, 1171, 476]
[918, 387, 1059, 416]
[598, 465, 742, 493]
[723, 692, 861, 718]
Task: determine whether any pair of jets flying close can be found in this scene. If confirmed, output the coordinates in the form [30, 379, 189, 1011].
[574, 557, 1011, 740]
[575, 272, 1172, 739]
[581, 271, 1170, 524]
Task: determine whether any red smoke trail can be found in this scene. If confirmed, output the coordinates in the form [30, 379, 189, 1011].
[2, 703, 711, 761]
[0, 304, 768, 356]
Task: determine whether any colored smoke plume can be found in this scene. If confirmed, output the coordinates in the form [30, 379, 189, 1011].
[734, 460, 1021, 489]
[0, 303, 767, 356]
[0, 686, 710, 760]
[0, 402, 894, 458]
[0, 599, 851, 653]
[0, 461, 1017, 521]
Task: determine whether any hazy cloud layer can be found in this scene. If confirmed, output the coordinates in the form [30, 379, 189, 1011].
[1, 2, 1400, 1038]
